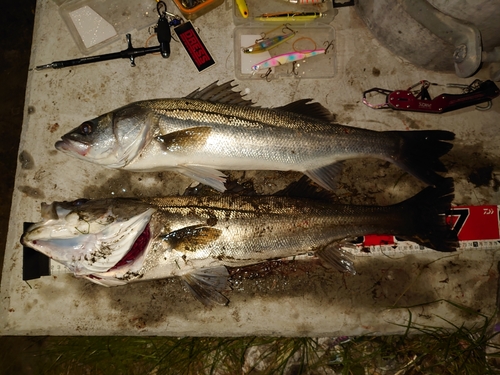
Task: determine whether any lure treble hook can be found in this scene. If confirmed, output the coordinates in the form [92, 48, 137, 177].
[324, 40, 334, 54]
[261, 68, 273, 82]
[282, 23, 296, 34]
[287, 61, 299, 75]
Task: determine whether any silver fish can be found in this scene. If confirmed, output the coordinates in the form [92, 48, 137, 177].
[55, 81, 454, 192]
[21, 178, 458, 306]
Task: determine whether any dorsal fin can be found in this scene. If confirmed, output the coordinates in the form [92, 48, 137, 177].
[276, 99, 336, 122]
[185, 81, 256, 107]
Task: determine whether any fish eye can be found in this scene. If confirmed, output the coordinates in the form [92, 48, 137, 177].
[71, 198, 89, 206]
[79, 121, 93, 135]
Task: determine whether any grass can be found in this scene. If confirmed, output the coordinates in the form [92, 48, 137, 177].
[2, 302, 500, 374]
[2, 336, 333, 375]
[334, 302, 500, 375]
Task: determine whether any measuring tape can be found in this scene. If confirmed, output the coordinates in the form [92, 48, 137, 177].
[351, 205, 500, 256]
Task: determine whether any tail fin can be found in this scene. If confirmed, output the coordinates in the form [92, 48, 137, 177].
[397, 177, 458, 252]
[387, 130, 455, 186]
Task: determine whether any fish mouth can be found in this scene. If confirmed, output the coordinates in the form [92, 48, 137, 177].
[22, 202, 155, 279]
[21, 224, 151, 274]
[55, 137, 90, 157]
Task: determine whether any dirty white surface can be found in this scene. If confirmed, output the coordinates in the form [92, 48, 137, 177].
[2, 0, 500, 336]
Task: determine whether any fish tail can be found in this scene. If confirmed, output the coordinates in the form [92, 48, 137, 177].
[396, 177, 458, 252]
[386, 130, 455, 186]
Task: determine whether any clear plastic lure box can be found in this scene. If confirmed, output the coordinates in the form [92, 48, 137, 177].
[233, 0, 337, 81]
[234, 24, 336, 80]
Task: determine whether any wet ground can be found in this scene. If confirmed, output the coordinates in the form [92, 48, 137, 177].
[1, 1, 39, 374]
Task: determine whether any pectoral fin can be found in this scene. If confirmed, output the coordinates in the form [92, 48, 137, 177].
[316, 241, 357, 275]
[182, 266, 230, 307]
[156, 126, 212, 152]
[305, 161, 344, 191]
[177, 165, 227, 192]
[163, 225, 222, 252]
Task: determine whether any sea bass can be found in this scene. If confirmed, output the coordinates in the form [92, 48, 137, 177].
[21, 178, 458, 306]
[55, 81, 454, 192]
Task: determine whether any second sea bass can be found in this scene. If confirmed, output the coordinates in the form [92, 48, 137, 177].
[22, 178, 458, 306]
[55, 81, 454, 192]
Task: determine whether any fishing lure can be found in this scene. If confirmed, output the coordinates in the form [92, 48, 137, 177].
[251, 49, 324, 72]
[235, 0, 249, 18]
[256, 11, 326, 22]
[243, 25, 297, 54]
[251, 41, 333, 81]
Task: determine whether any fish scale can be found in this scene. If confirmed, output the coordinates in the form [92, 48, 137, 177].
[149, 99, 392, 163]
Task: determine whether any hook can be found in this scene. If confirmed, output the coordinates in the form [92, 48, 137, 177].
[260, 68, 273, 82]
[259, 23, 295, 41]
[324, 40, 334, 54]
[259, 25, 276, 40]
[282, 23, 295, 34]
[476, 101, 492, 111]
[287, 61, 299, 75]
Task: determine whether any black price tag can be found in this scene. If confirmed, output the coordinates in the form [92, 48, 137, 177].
[174, 21, 215, 72]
